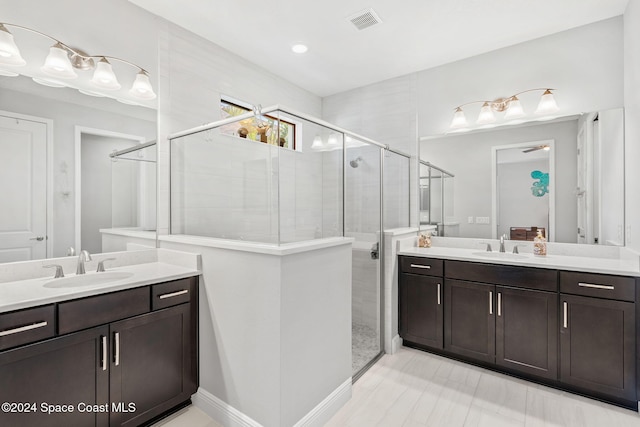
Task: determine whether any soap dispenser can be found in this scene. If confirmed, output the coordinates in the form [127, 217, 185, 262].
[533, 230, 547, 256]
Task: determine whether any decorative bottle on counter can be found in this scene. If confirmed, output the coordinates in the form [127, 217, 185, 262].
[533, 230, 547, 256]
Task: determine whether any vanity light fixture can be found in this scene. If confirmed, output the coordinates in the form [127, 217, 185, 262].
[0, 22, 156, 100]
[450, 88, 559, 129]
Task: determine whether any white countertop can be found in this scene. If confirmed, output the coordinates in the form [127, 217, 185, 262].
[399, 246, 640, 276]
[0, 262, 200, 313]
[0, 249, 201, 313]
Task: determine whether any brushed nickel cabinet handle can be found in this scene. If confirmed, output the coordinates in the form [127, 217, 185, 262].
[578, 282, 614, 290]
[489, 291, 493, 315]
[497, 292, 502, 317]
[0, 321, 48, 337]
[159, 289, 189, 299]
[114, 332, 120, 366]
[101, 336, 107, 371]
[410, 264, 431, 269]
[437, 283, 441, 305]
[563, 302, 568, 328]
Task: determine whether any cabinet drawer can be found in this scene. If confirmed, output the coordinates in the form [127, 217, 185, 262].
[445, 260, 557, 292]
[399, 256, 443, 276]
[0, 305, 55, 351]
[58, 287, 150, 334]
[152, 277, 196, 310]
[560, 271, 635, 302]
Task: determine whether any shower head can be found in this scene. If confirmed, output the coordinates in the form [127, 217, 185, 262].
[350, 157, 363, 168]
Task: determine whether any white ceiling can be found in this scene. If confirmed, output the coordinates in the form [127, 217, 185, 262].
[128, 0, 629, 97]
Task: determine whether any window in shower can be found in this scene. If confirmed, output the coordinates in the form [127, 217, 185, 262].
[219, 98, 297, 149]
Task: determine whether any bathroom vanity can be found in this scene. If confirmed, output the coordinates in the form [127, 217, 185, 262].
[398, 248, 639, 409]
[0, 250, 200, 427]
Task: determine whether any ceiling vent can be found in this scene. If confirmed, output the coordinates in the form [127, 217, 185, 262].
[348, 8, 382, 31]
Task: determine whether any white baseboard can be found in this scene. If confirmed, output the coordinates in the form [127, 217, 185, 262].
[193, 380, 352, 427]
[193, 388, 263, 427]
[391, 334, 402, 354]
[293, 378, 352, 427]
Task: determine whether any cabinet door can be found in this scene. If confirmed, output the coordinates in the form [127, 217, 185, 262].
[496, 286, 557, 380]
[399, 273, 443, 349]
[445, 279, 495, 363]
[0, 326, 109, 427]
[560, 294, 636, 401]
[110, 304, 195, 427]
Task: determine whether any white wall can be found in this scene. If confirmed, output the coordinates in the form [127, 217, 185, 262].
[422, 120, 578, 243]
[624, 2, 640, 251]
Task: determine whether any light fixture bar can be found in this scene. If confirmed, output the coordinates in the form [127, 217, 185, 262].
[450, 88, 558, 129]
[0, 22, 155, 100]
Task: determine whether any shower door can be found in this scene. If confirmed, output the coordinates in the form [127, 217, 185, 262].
[345, 139, 383, 379]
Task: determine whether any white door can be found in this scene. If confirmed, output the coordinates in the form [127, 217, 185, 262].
[0, 115, 47, 262]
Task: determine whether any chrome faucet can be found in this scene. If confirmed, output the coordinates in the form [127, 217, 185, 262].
[499, 234, 507, 253]
[76, 250, 92, 275]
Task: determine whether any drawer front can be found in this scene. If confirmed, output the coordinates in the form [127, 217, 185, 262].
[445, 260, 557, 292]
[152, 277, 196, 311]
[0, 305, 55, 351]
[560, 271, 635, 302]
[399, 256, 443, 277]
[58, 287, 150, 334]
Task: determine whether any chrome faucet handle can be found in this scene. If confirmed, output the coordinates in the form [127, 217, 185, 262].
[96, 258, 116, 272]
[512, 245, 525, 254]
[43, 264, 64, 278]
[479, 242, 492, 252]
[66, 246, 76, 256]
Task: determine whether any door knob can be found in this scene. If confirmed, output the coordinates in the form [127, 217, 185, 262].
[29, 236, 45, 241]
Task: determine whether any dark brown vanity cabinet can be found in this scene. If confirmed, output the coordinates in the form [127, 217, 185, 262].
[0, 276, 198, 427]
[559, 272, 636, 401]
[444, 261, 558, 379]
[399, 255, 639, 407]
[495, 285, 557, 380]
[0, 326, 109, 427]
[398, 257, 443, 349]
[444, 279, 495, 363]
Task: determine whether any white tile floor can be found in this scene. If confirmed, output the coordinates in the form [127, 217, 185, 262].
[153, 347, 640, 427]
[326, 347, 640, 427]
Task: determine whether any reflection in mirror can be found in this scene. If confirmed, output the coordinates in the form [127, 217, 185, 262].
[419, 161, 455, 237]
[493, 141, 553, 241]
[419, 108, 624, 245]
[0, 75, 156, 263]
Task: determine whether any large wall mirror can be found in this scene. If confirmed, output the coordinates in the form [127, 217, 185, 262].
[0, 75, 157, 263]
[419, 108, 624, 246]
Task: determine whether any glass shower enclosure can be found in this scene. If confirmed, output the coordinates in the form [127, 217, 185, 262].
[169, 105, 410, 379]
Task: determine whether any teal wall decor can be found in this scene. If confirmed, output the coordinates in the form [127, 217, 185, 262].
[531, 170, 549, 197]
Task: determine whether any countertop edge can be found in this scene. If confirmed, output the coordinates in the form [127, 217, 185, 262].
[398, 248, 640, 277]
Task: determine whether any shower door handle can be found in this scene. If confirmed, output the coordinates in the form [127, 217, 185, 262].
[370, 243, 379, 260]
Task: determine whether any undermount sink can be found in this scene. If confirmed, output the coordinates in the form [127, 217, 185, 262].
[471, 251, 528, 260]
[43, 272, 134, 288]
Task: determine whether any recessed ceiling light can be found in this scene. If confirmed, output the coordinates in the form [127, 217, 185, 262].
[291, 44, 308, 54]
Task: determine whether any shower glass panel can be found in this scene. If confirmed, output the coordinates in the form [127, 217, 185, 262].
[170, 110, 343, 244]
[110, 143, 157, 231]
[345, 138, 382, 377]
